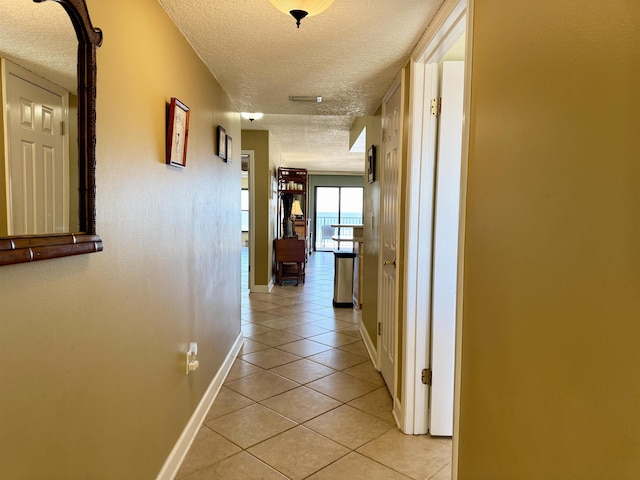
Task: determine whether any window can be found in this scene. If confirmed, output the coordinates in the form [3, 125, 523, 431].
[315, 186, 363, 250]
[241, 189, 249, 232]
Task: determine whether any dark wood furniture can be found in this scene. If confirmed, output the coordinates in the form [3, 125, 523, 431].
[274, 238, 306, 285]
[277, 167, 308, 244]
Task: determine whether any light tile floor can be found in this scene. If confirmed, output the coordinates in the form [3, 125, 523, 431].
[176, 249, 452, 480]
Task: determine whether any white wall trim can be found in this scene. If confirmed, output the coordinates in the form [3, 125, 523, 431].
[155, 332, 244, 480]
[411, 0, 467, 63]
[392, 395, 402, 429]
[250, 282, 273, 294]
[360, 321, 379, 371]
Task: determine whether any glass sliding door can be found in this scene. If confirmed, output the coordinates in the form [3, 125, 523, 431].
[315, 186, 363, 251]
[316, 187, 339, 250]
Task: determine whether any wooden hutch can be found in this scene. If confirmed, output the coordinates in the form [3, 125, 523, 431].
[274, 167, 308, 284]
[277, 167, 308, 242]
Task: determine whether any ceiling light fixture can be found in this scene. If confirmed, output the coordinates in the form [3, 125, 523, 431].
[269, 0, 335, 28]
[240, 112, 264, 122]
[289, 96, 323, 103]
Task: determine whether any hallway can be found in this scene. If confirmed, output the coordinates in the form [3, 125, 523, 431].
[175, 250, 451, 479]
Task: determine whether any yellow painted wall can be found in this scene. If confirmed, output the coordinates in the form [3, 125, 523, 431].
[242, 130, 279, 287]
[0, 0, 241, 478]
[0, 61, 5, 235]
[457, 1, 640, 477]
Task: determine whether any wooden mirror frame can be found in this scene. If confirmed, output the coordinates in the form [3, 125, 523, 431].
[0, 0, 103, 266]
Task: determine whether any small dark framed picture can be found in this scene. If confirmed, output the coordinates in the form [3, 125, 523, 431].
[217, 125, 227, 160]
[226, 135, 233, 163]
[166, 97, 190, 167]
[367, 144, 376, 183]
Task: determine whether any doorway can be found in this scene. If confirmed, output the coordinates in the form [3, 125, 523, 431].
[401, 0, 468, 442]
[241, 150, 256, 291]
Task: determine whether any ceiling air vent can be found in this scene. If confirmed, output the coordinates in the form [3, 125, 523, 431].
[289, 95, 322, 103]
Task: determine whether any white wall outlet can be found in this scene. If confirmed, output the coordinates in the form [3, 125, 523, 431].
[186, 342, 199, 375]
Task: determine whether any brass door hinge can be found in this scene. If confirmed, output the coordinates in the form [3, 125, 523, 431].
[421, 368, 432, 385]
[430, 97, 442, 117]
[60, 121, 65, 135]
[377, 322, 381, 335]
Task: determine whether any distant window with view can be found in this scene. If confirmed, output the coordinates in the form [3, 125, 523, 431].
[315, 186, 363, 251]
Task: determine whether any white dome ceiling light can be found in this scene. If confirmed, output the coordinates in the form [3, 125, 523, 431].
[269, 0, 335, 28]
[240, 112, 264, 122]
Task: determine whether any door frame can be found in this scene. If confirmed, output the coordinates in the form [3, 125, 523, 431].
[401, 0, 470, 442]
[377, 70, 405, 424]
[242, 149, 256, 291]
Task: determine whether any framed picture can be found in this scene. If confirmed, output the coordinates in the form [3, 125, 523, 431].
[269, 169, 275, 198]
[226, 135, 233, 163]
[367, 144, 376, 183]
[166, 97, 190, 167]
[217, 125, 227, 160]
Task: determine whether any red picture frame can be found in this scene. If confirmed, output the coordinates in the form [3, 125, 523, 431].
[167, 97, 190, 167]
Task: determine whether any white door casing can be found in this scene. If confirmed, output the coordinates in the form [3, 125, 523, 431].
[2, 59, 69, 235]
[401, 60, 439, 434]
[378, 71, 403, 412]
[402, 0, 468, 437]
[243, 150, 256, 292]
[429, 60, 465, 436]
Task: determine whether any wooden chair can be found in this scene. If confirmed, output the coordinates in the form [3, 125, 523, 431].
[274, 238, 306, 285]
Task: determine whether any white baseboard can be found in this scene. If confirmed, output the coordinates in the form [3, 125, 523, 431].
[360, 321, 379, 371]
[250, 282, 273, 294]
[155, 332, 244, 480]
[393, 395, 403, 430]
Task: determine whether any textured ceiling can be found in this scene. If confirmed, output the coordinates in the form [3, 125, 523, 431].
[2, 0, 445, 174]
[0, 1, 77, 92]
[158, 0, 445, 173]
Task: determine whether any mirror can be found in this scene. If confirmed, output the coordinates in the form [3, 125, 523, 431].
[0, 0, 102, 266]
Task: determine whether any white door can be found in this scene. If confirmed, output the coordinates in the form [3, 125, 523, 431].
[430, 61, 465, 436]
[3, 59, 69, 235]
[379, 73, 403, 394]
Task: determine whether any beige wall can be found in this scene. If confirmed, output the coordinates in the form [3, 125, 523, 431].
[350, 112, 382, 347]
[242, 130, 279, 287]
[457, 1, 640, 477]
[0, 0, 241, 478]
